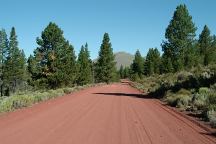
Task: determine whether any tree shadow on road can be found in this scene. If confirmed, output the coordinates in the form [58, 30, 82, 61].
[200, 131, 216, 138]
[93, 92, 155, 99]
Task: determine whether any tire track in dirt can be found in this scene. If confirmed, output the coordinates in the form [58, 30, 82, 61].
[125, 84, 216, 144]
[128, 97, 153, 144]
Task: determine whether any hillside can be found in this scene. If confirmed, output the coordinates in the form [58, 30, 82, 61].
[114, 52, 134, 70]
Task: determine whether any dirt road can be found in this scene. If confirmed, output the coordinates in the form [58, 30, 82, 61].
[0, 83, 215, 144]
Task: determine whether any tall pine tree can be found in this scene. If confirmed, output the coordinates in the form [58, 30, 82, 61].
[119, 65, 124, 79]
[95, 33, 116, 83]
[77, 43, 93, 85]
[28, 22, 77, 88]
[0, 29, 8, 96]
[144, 48, 161, 75]
[162, 4, 197, 72]
[4, 27, 26, 95]
[198, 25, 213, 65]
[131, 50, 144, 78]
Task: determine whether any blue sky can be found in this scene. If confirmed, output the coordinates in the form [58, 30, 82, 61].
[0, 0, 216, 59]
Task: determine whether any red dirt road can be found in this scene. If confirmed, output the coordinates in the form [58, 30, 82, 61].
[0, 83, 215, 144]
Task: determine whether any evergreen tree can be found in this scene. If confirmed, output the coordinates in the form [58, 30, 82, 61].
[55, 41, 77, 86]
[95, 33, 116, 83]
[212, 35, 216, 63]
[161, 56, 174, 73]
[4, 27, 26, 95]
[131, 50, 144, 78]
[27, 49, 44, 86]
[123, 67, 130, 78]
[29, 22, 77, 88]
[0, 29, 8, 96]
[144, 48, 161, 75]
[27, 54, 36, 85]
[198, 25, 212, 65]
[77, 43, 93, 85]
[162, 4, 197, 72]
[119, 65, 124, 79]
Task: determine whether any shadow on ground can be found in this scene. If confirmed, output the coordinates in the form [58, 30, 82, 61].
[93, 92, 154, 99]
[200, 132, 216, 138]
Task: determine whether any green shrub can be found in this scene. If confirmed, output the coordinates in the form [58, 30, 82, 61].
[192, 87, 210, 110]
[32, 93, 44, 103]
[0, 95, 34, 112]
[63, 88, 74, 94]
[198, 87, 210, 94]
[207, 109, 216, 128]
[164, 89, 192, 110]
[208, 93, 216, 105]
[12, 95, 34, 109]
[49, 89, 64, 97]
[0, 96, 6, 104]
[176, 89, 191, 95]
[0, 84, 101, 113]
[177, 71, 192, 82]
[166, 95, 178, 107]
[176, 95, 191, 109]
[0, 97, 14, 112]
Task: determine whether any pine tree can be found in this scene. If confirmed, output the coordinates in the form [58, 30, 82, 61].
[144, 48, 161, 75]
[77, 43, 93, 85]
[95, 33, 116, 83]
[29, 22, 77, 88]
[162, 4, 197, 72]
[131, 50, 144, 78]
[55, 41, 77, 86]
[27, 54, 36, 85]
[212, 35, 216, 63]
[161, 56, 174, 73]
[4, 27, 26, 95]
[198, 25, 212, 65]
[123, 67, 130, 78]
[0, 29, 8, 96]
[27, 49, 43, 85]
[84, 43, 93, 83]
[119, 65, 124, 79]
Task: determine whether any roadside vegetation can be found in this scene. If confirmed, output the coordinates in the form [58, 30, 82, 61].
[0, 83, 104, 113]
[124, 4, 216, 128]
[0, 23, 117, 113]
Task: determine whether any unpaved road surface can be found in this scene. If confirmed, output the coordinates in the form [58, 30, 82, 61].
[0, 83, 215, 144]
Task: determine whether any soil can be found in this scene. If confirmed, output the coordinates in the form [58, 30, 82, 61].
[0, 83, 215, 144]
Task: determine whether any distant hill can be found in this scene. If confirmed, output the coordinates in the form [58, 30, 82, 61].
[114, 52, 134, 70]
[93, 51, 134, 70]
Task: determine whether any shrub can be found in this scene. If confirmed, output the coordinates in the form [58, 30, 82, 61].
[176, 95, 191, 109]
[210, 83, 216, 91]
[166, 95, 178, 107]
[0, 84, 102, 114]
[192, 87, 210, 110]
[177, 89, 191, 95]
[0, 97, 14, 112]
[51, 89, 64, 97]
[32, 93, 44, 103]
[207, 108, 216, 128]
[63, 88, 74, 94]
[208, 93, 216, 105]
[198, 87, 210, 94]
[164, 89, 192, 110]
[0, 95, 34, 112]
[0, 96, 6, 104]
[177, 71, 192, 82]
[193, 94, 207, 110]
[12, 95, 34, 109]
